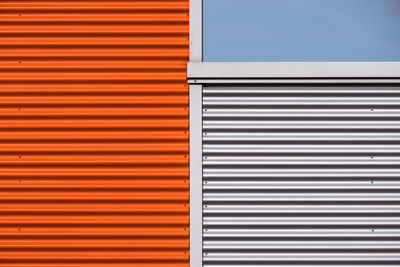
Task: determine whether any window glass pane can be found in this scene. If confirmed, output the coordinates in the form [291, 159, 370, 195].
[203, 0, 400, 62]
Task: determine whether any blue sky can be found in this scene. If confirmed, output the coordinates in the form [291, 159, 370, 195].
[203, 0, 400, 61]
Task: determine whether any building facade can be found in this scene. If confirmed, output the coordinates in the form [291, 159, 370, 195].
[2, 0, 400, 267]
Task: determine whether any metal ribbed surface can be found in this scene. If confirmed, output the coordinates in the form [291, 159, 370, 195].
[0, 1, 189, 266]
[202, 86, 400, 266]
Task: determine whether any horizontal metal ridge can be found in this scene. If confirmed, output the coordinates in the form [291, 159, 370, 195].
[204, 265, 400, 267]
[202, 87, 400, 93]
[203, 229, 400, 236]
[204, 253, 400, 260]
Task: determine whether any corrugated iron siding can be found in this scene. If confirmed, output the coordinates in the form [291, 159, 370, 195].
[202, 86, 400, 266]
[0, 1, 189, 266]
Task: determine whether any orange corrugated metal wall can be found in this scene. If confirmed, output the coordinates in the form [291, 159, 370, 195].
[0, 1, 189, 266]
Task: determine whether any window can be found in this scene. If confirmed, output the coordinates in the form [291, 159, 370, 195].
[203, 0, 400, 62]
[189, 1, 400, 267]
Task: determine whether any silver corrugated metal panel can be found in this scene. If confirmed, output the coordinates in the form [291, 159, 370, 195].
[201, 86, 400, 266]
